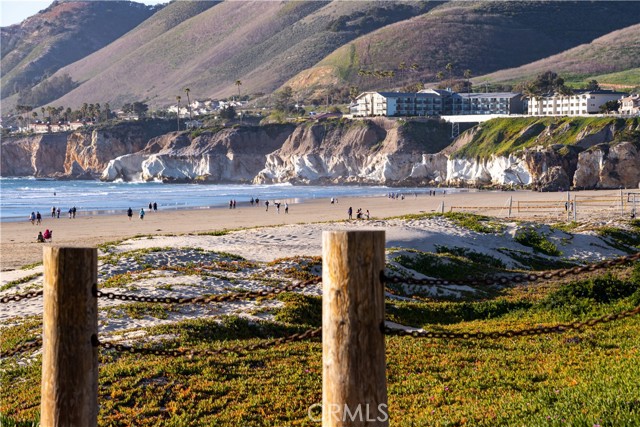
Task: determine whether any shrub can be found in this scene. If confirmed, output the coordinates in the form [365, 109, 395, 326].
[514, 228, 561, 256]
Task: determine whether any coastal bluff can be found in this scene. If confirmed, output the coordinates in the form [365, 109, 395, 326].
[2, 117, 639, 190]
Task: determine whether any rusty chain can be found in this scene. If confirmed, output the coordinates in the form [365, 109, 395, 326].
[4, 306, 638, 358]
[384, 305, 640, 339]
[93, 276, 321, 304]
[383, 252, 640, 287]
[93, 327, 322, 357]
[0, 290, 43, 304]
[1, 338, 42, 358]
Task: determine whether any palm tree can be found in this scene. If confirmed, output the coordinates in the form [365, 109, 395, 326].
[436, 71, 444, 87]
[234, 80, 242, 102]
[176, 95, 181, 130]
[445, 63, 454, 90]
[184, 88, 192, 121]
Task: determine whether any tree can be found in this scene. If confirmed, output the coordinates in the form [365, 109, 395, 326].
[274, 86, 293, 112]
[176, 95, 181, 130]
[445, 62, 454, 90]
[600, 100, 620, 113]
[132, 102, 148, 118]
[349, 86, 360, 102]
[234, 80, 242, 102]
[586, 80, 600, 91]
[219, 105, 236, 120]
[463, 69, 472, 93]
[184, 88, 192, 121]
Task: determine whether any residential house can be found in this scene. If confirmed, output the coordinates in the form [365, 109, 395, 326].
[619, 94, 640, 116]
[527, 90, 628, 115]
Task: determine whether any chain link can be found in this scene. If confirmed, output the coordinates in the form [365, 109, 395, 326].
[0, 290, 44, 304]
[384, 305, 640, 340]
[383, 252, 640, 287]
[94, 327, 322, 357]
[1, 338, 42, 357]
[94, 277, 320, 304]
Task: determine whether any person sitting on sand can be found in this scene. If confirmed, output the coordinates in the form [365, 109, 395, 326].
[43, 229, 52, 241]
[37, 231, 45, 243]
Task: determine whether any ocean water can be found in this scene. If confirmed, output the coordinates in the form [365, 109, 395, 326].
[0, 178, 456, 222]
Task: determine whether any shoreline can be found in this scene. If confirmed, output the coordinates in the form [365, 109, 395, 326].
[0, 189, 634, 271]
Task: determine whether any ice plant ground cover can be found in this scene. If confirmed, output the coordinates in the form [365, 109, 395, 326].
[1, 214, 639, 426]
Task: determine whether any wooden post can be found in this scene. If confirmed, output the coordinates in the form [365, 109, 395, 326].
[508, 196, 513, 218]
[41, 247, 98, 427]
[322, 231, 388, 426]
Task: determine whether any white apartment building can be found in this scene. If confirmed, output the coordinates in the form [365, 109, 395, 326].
[527, 90, 627, 115]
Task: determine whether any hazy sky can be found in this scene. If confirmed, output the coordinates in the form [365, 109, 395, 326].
[0, 0, 167, 27]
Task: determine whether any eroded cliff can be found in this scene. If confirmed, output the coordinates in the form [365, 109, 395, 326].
[3, 117, 639, 190]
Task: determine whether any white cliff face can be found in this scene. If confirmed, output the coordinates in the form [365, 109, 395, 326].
[95, 119, 638, 190]
[446, 155, 532, 186]
[101, 154, 147, 181]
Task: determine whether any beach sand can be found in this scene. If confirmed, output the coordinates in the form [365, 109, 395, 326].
[0, 189, 634, 271]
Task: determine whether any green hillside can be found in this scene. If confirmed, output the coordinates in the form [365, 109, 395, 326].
[452, 117, 640, 159]
[477, 24, 640, 89]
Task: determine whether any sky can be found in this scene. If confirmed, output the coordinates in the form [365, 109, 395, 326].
[0, 0, 167, 27]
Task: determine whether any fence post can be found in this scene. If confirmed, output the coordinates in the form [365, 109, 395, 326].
[322, 230, 388, 426]
[41, 247, 98, 427]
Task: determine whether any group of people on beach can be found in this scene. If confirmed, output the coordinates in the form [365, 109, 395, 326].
[127, 202, 158, 220]
[347, 207, 370, 220]
[36, 229, 52, 243]
[249, 197, 289, 213]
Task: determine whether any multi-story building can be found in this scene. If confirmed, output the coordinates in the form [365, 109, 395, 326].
[352, 90, 523, 117]
[619, 94, 640, 116]
[352, 91, 443, 117]
[527, 90, 628, 115]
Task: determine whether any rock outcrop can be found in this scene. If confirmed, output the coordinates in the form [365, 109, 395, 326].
[573, 141, 640, 189]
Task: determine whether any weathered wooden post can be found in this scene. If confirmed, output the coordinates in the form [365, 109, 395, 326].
[41, 247, 98, 427]
[322, 231, 388, 426]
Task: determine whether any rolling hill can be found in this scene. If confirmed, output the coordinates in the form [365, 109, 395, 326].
[474, 24, 640, 89]
[2, 1, 639, 113]
[37, 1, 436, 109]
[286, 1, 640, 93]
[0, 0, 157, 101]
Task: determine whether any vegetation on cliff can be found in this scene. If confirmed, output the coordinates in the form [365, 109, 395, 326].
[452, 117, 640, 159]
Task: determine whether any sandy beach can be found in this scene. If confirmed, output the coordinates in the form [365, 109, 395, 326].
[1, 189, 635, 271]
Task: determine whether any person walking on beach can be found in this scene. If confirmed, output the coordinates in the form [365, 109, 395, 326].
[275, 202, 280, 213]
[149, 202, 153, 211]
[255, 198, 260, 206]
[68, 208, 73, 219]
[56, 207, 60, 218]
[51, 206, 56, 218]
[29, 212, 36, 225]
[348, 207, 353, 220]
[139, 208, 145, 220]
[284, 202, 289, 214]
[36, 211, 42, 225]
[127, 207, 133, 221]
[229, 200, 233, 209]
[153, 202, 157, 212]
[265, 200, 269, 211]
[72, 206, 77, 218]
